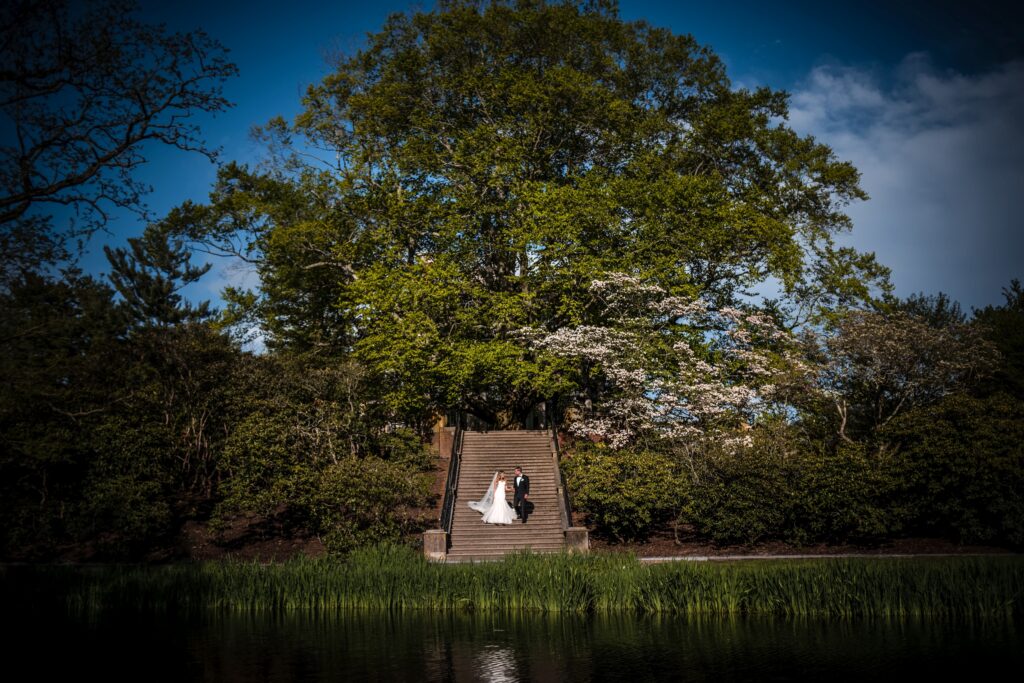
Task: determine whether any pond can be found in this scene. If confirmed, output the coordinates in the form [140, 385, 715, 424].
[10, 608, 1022, 681]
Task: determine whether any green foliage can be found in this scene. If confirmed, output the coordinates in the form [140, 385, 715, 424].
[562, 444, 683, 542]
[216, 408, 314, 520]
[312, 458, 432, 554]
[215, 361, 435, 555]
[71, 415, 175, 557]
[664, 391, 1023, 548]
[794, 441, 908, 544]
[217, 408, 433, 554]
[104, 220, 212, 328]
[682, 441, 797, 546]
[373, 427, 437, 470]
[974, 279, 1024, 399]
[675, 425, 914, 546]
[0, 270, 128, 555]
[20, 551, 1024, 619]
[882, 392, 1024, 546]
[176, 0, 888, 427]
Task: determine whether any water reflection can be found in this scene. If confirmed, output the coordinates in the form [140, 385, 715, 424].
[9, 609, 1023, 681]
[474, 645, 518, 682]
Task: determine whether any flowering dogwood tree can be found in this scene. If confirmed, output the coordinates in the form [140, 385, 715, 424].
[526, 273, 812, 448]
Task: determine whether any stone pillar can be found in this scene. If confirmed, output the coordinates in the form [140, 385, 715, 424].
[423, 529, 448, 562]
[564, 527, 589, 553]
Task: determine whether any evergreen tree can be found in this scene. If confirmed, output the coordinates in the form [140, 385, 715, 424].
[104, 222, 212, 329]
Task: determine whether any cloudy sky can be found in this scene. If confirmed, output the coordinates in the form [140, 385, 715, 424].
[79, 0, 1024, 312]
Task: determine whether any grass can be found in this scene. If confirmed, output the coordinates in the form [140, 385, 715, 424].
[3, 545, 1022, 619]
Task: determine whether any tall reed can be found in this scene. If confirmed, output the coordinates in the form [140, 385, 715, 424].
[4, 546, 1021, 619]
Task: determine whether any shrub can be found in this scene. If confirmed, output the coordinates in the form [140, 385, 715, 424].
[680, 425, 906, 546]
[215, 408, 316, 522]
[215, 404, 434, 554]
[680, 432, 799, 545]
[311, 457, 433, 554]
[882, 392, 1024, 546]
[795, 441, 907, 544]
[562, 444, 683, 542]
[71, 416, 175, 557]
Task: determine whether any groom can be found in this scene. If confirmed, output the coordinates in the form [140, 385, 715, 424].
[512, 466, 530, 523]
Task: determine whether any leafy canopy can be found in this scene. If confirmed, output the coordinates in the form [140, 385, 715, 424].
[182, 0, 889, 424]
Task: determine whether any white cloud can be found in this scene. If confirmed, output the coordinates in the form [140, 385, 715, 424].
[788, 54, 1024, 310]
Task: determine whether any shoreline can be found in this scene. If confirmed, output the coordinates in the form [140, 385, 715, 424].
[4, 550, 1022, 618]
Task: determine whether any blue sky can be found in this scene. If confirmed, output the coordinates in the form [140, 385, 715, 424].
[75, 0, 1024, 312]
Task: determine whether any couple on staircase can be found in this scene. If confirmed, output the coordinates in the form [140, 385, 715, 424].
[468, 466, 531, 524]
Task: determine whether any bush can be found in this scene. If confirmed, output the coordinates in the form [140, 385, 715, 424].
[681, 432, 799, 545]
[215, 402, 434, 554]
[71, 416, 175, 557]
[562, 444, 683, 542]
[311, 457, 432, 554]
[215, 408, 316, 521]
[795, 441, 907, 544]
[680, 425, 906, 546]
[882, 392, 1024, 546]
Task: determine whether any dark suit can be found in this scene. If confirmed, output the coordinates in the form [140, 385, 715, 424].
[512, 473, 530, 523]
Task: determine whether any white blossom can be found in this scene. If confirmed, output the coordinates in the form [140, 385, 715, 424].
[530, 273, 811, 447]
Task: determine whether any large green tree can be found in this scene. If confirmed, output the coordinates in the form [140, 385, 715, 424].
[184, 0, 888, 426]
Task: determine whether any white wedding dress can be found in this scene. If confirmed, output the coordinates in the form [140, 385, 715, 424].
[467, 472, 515, 524]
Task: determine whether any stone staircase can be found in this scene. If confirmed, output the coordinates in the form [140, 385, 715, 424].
[446, 430, 567, 562]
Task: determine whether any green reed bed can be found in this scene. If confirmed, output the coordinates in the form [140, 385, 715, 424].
[3, 546, 1022, 619]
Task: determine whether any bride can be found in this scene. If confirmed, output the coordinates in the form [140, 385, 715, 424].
[467, 470, 515, 524]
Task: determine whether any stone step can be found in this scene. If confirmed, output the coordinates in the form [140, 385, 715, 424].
[462, 447, 550, 449]
[448, 539, 563, 549]
[455, 474, 555, 480]
[458, 468, 553, 473]
[463, 431, 548, 436]
[448, 429, 568, 559]
[451, 533, 562, 540]
[454, 511, 559, 517]
[451, 535, 563, 544]
[448, 549, 565, 558]
[457, 469, 555, 474]
[451, 524, 562, 532]
[447, 548, 565, 557]
[453, 512, 560, 519]
[456, 478, 555, 485]
[459, 458, 553, 463]
[449, 542, 563, 548]
[452, 517, 560, 525]
[451, 524, 561, 530]
[462, 444, 551, 449]
[459, 457, 553, 463]
[462, 441, 550, 445]
[461, 458, 552, 462]
[452, 520, 561, 528]
[462, 449, 551, 453]
[457, 468, 556, 475]
[462, 445, 550, 448]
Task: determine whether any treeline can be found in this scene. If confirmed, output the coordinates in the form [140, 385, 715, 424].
[0, 229, 436, 560]
[564, 285, 1024, 548]
[4, 246, 1018, 560]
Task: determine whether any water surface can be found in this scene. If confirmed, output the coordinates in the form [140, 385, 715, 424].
[11, 609, 1022, 681]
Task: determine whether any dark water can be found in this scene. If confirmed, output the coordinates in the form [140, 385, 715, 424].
[10, 609, 1023, 681]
